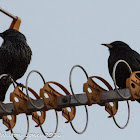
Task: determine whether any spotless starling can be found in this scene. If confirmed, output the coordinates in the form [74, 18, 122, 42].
[0, 29, 32, 101]
[102, 41, 140, 102]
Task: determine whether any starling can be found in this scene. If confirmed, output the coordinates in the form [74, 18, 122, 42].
[0, 29, 32, 101]
[102, 41, 140, 102]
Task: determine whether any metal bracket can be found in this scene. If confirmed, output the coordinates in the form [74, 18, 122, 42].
[2, 115, 16, 131]
[10, 86, 28, 114]
[32, 111, 46, 127]
[10, 86, 46, 127]
[28, 87, 46, 127]
[83, 76, 101, 105]
[40, 81, 76, 123]
[126, 71, 140, 100]
[83, 76, 118, 117]
[62, 107, 76, 123]
[40, 82, 59, 110]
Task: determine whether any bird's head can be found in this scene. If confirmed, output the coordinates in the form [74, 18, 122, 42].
[101, 41, 131, 52]
[0, 29, 26, 41]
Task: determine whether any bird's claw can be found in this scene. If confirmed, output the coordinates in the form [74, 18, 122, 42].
[15, 82, 25, 91]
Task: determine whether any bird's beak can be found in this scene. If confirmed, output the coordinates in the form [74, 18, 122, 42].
[101, 44, 113, 49]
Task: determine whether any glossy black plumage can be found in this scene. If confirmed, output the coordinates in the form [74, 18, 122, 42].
[0, 29, 32, 101]
[103, 41, 140, 102]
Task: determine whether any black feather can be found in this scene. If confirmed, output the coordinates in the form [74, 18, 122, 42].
[103, 41, 140, 103]
[0, 29, 32, 101]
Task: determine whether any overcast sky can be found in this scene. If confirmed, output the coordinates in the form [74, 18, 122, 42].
[1, 0, 140, 140]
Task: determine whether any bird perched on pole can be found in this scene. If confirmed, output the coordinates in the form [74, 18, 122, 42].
[0, 29, 32, 101]
[102, 41, 140, 102]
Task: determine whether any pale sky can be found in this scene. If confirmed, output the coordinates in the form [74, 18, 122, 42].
[0, 0, 140, 140]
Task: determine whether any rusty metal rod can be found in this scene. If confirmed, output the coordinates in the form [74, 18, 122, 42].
[0, 7, 17, 19]
[0, 88, 132, 118]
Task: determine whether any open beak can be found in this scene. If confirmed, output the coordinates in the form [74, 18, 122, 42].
[101, 44, 112, 49]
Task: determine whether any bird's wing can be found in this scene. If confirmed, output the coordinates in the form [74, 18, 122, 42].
[108, 49, 140, 75]
[132, 50, 140, 64]
[0, 48, 13, 101]
[123, 50, 140, 71]
[0, 48, 12, 74]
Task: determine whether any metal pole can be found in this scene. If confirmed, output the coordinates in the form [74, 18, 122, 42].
[0, 7, 17, 19]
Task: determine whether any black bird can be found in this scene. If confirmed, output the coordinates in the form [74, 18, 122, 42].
[102, 41, 140, 102]
[0, 29, 32, 101]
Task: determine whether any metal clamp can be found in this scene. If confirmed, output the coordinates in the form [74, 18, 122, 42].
[2, 115, 16, 131]
[126, 71, 140, 100]
[40, 81, 76, 123]
[28, 87, 46, 127]
[62, 107, 76, 123]
[83, 76, 101, 105]
[10, 86, 28, 114]
[10, 85, 45, 139]
[84, 76, 118, 117]
[40, 82, 61, 138]
[40, 82, 60, 110]
[32, 111, 46, 127]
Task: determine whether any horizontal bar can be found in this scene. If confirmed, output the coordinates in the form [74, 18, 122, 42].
[0, 88, 132, 117]
[57, 88, 131, 109]
[100, 88, 131, 103]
